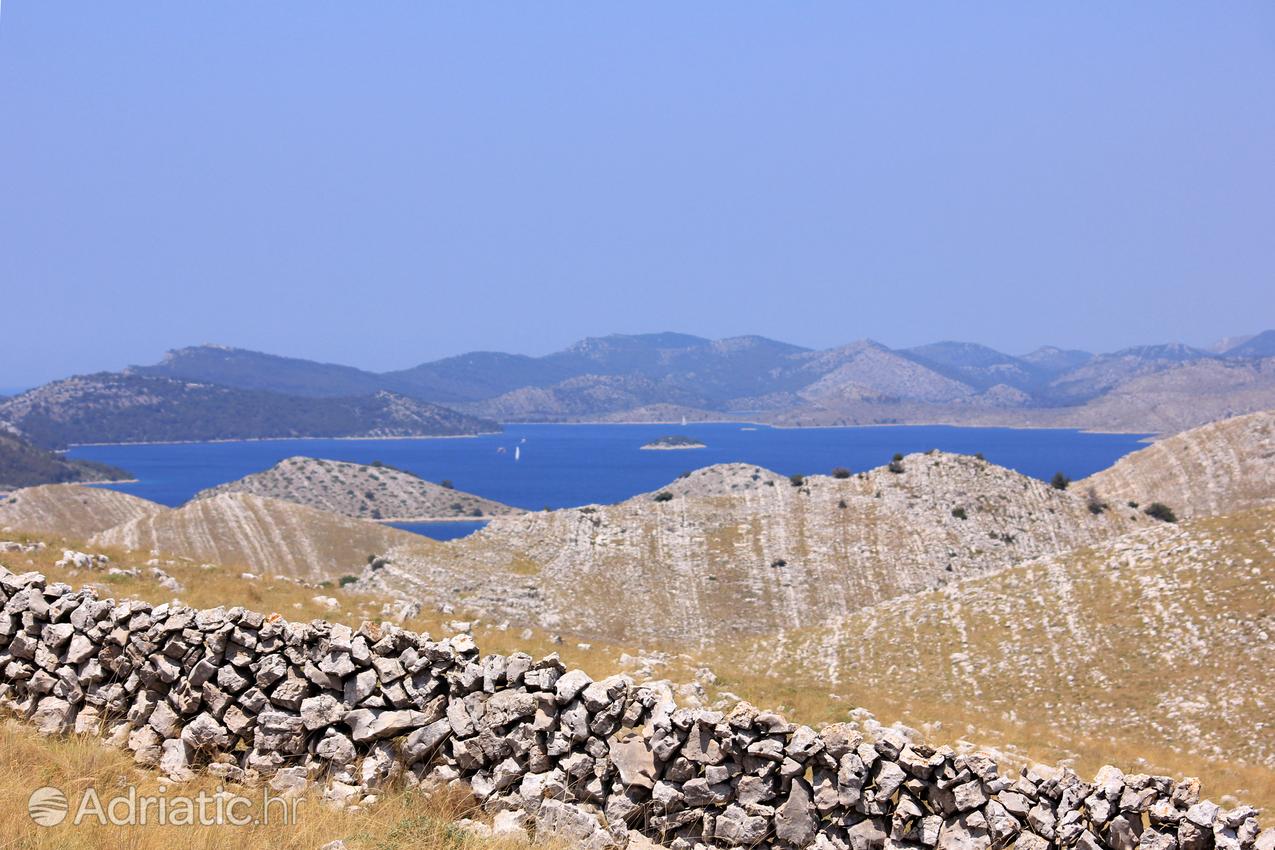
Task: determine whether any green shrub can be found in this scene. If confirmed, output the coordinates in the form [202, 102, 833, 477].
[951, 507, 967, 520]
[1144, 502, 1177, 523]
[831, 467, 851, 479]
[770, 558, 786, 568]
[440, 479, 455, 490]
[789, 473, 805, 487]
[338, 575, 358, 587]
[1085, 488, 1107, 515]
[653, 491, 673, 502]
[1050, 472, 1070, 490]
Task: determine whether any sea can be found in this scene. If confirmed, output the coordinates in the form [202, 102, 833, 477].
[68, 423, 1150, 540]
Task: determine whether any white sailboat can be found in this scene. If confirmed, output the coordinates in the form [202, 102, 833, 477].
[681, 415, 687, 426]
[514, 445, 521, 462]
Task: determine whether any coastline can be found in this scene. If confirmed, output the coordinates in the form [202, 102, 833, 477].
[496, 418, 1160, 438]
[64, 421, 1159, 451]
[66, 431, 501, 449]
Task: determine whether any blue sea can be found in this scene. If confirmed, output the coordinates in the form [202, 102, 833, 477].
[69, 423, 1149, 540]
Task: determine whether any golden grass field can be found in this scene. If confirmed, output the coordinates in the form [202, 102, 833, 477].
[0, 719, 556, 850]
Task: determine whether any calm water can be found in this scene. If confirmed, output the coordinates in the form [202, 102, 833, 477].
[70, 423, 1149, 538]
[388, 520, 490, 541]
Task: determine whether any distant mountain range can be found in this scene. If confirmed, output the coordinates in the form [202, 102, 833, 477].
[2, 330, 1273, 451]
[133, 331, 1275, 431]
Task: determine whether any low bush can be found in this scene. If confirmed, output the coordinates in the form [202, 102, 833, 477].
[951, 507, 967, 520]
[1144, 502, 1178, 523]
[831, 467, 851, 479]
[1051, 472, 1070, 491]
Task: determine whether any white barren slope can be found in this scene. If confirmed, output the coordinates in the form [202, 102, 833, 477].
[193, 456, 522, 521]
[93, 492, 432, 580]
[1081, 409, 1275, 518]
[754, 506, 1275, 779]
[0, 484, 166, 540]
[367, 454, 1136, 646]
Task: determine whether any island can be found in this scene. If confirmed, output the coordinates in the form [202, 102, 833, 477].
[640, 435, 706, 451]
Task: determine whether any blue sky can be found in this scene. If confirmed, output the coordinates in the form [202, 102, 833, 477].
[2, 3, 1273, 387]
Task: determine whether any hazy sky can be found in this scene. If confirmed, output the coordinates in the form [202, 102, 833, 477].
[2, 4, 1273, 387]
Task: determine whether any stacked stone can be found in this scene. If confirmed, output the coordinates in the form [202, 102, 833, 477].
[0, 565, 1269, 850]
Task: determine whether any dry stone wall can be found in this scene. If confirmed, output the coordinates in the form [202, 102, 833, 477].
[0, 565, 1270, 850]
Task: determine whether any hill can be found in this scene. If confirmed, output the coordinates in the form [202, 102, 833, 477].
[1041, 343, 1216, 404]
[0, 483, 166, 539]
[0, 373, 498, 448]
[365, 453, 1136, 646]
[91, 491, 428, 580]
[1081, 409, 1275, 518]
[1225, 329, 1275, 358]
[750, 505, 1275, 790]
[137, 344, 386, 397]
[193, 456, 522, 521]
[903, 340, 1050, 392]
[0, 431, 130, 491]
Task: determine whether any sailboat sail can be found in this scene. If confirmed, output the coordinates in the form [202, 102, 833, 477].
[514, 446, 521, 462]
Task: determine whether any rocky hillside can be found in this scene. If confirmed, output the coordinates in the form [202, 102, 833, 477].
[92, 492, 427, 580]
[1081, 409, 1275, 518]
[193, 456, 522, 521]
[755, 506, 1275, 782]
[0, 483, 166, 539]
[0, 431, 130, 491]
[365, 454, 1136, 646]
[0, 373, 498, 448]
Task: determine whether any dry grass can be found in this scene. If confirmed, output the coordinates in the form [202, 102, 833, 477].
[0, 532, 683, 683]
[4, 515, 1271, 828]
[711, 508, 1275, 811]
[0, 720, 550, 850]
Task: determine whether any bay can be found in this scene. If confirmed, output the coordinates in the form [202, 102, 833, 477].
[69, 423, 1149, 538]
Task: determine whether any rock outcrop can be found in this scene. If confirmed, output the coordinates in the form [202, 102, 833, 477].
[193, 456, 522, 522]
[1081, 410, 1275, 518]
[0, 566, 1267, 850]
[368, 454, 1136, 646]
